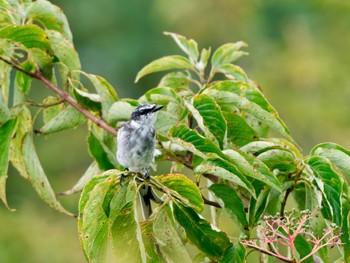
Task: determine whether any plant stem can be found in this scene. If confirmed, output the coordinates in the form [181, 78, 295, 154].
[0, 56, 118, 136]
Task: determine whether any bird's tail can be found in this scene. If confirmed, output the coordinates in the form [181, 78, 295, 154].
[139, 185, 162, 219]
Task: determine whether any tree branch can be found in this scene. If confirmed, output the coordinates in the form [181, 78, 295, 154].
[0, 56, 118, 136]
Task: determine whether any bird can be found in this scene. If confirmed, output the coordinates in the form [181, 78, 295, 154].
[117, 103, 163, 219]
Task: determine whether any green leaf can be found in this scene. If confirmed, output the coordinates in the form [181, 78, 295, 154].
[164, 32, 199, 62]
[73, 88, 101, 112]
[22, 132, 74, 216]
[59, 161, 101, 196]
[190, 94, 227, 149]
[256, 147, 297, 174]
[199, 47, 211, 71]
[158, 71, 190, 90]
[85, 74, 118, 121]
[109, 180, 143, 263]
[211, 42, 248, 68]
[204, 81, 291, 139]
[173, 201, 232, 260]
[78, 174, 119, 262]
[140, 86, 182, 105]
[155, 174, 204, 212]
[224, 111, 258, 147]
[39, 105, 85, 135]
[88, 130, 117, 170]
[153, 205, 192, 263]
[0, 118, 17, 210]
[135, 55, 193, 83]
[140, 220, 163, 263]
[248, 181, 270, 226]
[42, 96, 64, 123]
[26, 0, 73, 41]
[311, 143, 350, 177]
[209, 184, 248, 231]
[108, 100, 135, 124]
[341, 201, 350, 263]
[195, 156, 255, 197]
[169, 124, 223, 159]
[294, 234, 313, 263]
[219, 243, 246, 263]
[306, 156, 343, 226]
[223, 149, 282, 191]
[215, 64, 248, 82]
[0, 24, 51, 50]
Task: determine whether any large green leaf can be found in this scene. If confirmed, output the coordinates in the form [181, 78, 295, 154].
[0, 118, 17, 209]
[306, 156, 343, 226]
[311, 143, 350, 177]
[189, 94, 227, 149]
[294, 234, 313, 263]
[158, 71, 190, 90]
[169, 124, 223, 159]
[153, 205, 192, 262]
[39, 105, 85, 134]
[224, 149, 282, 191]
[203, 82, 291, 140]
[135, 55, 193, 82]
[109, 180, 143, 263]
[256, 147, 297, 174]
[140, 86, 182, 106]
[219, 243, 246, 263]
[86, 74, 118, 122]
[73, 88, 101, 112]
[0, 24, 51, 50]
[215, 64, 248, 82]
[78, 174, 119, 262]
[139, 220, 163, 263]
[26, 0, 73, 41]
[211, 42, 247, 69]
[22, 132, 73, 216]
[164, 32, 199, 62]
[209, 184, 248, 231]
[173, 201, 232, 260]
[155, 174, 204, 212]
[195, 155, 255, 197]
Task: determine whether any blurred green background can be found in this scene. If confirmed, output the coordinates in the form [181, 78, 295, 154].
[1, 0, 350, 262]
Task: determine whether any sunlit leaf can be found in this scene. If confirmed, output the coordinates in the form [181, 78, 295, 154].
[26, 0, 73, 41]
[164, 32, 199, 62]
[0, 24, 51, 50]
[108, 101, 135, 124]
[22, 132, 73, 216]
[158, 71, 190, 90]
[209, 184, 248, 231]
[256, 147, 297, 174]
[211, 42, 248, 69]
[224, 149, 282, 191]
[155, 174, 204, 212]
[39, 105, 85, 134]
[73, 88, 101, 112]
[170, 124, 223, 159]
[307, 156, 343, 226]
[0, 118, 17, 210]
[109, 179, 143, 263]
[215, 64, 248, 82]
[311, 143, 350, 177]
[190, 94, 227, 149]
[78, 174, 119, 262]
[86, 74, 118, 122]
[140, 86, 182, 105]
[173, 201, 232, 260]
[153, 205, 192, 262]
[139, 220, 163, 262]
[195, 156, 255, 197]
[59, 161, 101, 196]
[199, 47, 211, 71]
[135, 55, 193, 83]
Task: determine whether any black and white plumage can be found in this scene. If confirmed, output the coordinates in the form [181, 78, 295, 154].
[117, 103, 163, 219]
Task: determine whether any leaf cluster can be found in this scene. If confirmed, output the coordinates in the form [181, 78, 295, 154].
[0, 1, 349, 262]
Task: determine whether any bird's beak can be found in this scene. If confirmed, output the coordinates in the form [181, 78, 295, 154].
[153, 105, 164, 112]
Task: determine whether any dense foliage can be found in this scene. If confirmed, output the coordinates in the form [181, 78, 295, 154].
[0, 0, 349, 262]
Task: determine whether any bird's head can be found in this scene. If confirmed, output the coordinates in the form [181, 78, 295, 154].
[130, 104, 163, 126]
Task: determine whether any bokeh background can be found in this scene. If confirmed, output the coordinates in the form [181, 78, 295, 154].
[1, 0, 350, 262]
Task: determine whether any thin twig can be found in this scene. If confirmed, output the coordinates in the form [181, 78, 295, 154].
[0, 56, 118, 136]
[202, 194, 221, 208]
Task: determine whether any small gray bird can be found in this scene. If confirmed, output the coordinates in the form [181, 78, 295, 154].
[117, 103, 163, 219]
